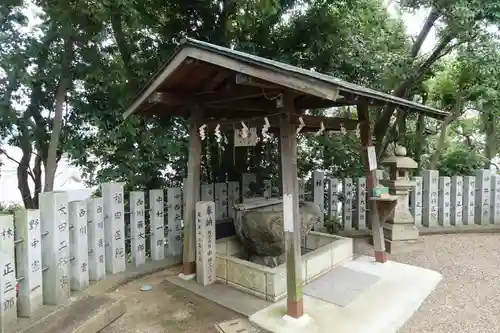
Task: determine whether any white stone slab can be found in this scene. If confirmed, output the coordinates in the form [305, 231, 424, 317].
[201, 184, 214, 202]
[196, 201, 216, 286]
[130, 191, 146, 266]
[250, 255, 443, 333]
[149, 189, 165, 261]
[438, 177, 451, 227]
[263, 179, 272, 199]
[450, 176, 463, 226]
[87, 198, 105, 281]
[69, 201, 89, 291]
[227, 181, 240, 220]
[410, 177, 423, 228]
[328, 178, 340, 220]
[0, 215, 17, 331]
[422, 170, 439, 227]
[313, 171, 325, 222]
[167, 187, 183, 257]
[475, 169, 491, 225]
[490, 175, 500, 224]
[343, 178, 354, 230]
[39, 191, 70, 305]
[215, 183, 229, 220]
[102, 183, 126, 274]
[462, 176, 475, 225]
[14, 210, 43, 317]
[355, 177, 367, 230]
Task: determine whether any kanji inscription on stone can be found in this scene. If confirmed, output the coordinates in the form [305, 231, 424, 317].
[0, 215, 17, 330]
[195, 201, 216, 286]
[87, 198, 105, 281]
[69, 200, 89, 291]
[167, 187, 183, 258]
[149, 189, 165, 261]
[130, 191, 146, 266]
[102, 182, 126, 274]
[422, 170, 439, 227]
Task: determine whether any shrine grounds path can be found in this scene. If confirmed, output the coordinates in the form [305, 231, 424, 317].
[102, 233, 500, 333]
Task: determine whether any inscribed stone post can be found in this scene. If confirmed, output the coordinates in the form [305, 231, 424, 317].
[87, 198, 105, 281]
[0, 215, 17, 331]
[490, 175, 500, 224]
[39, 191, 70, 305]
[410, 177, 423, 228]
[69, 201, 89, 291]
[342, 178, 354, 230]
[462, 176, 476, 225]
[438, 177, 451, 227]
[101, 183, 126, 274]
[475, 169, 491, 225]
[263, 179, 272, 199]
[450, 176, 463, 226]
[312, 171, 325, 223]
[215, 183, 228, 219]
[195, 201, 216, 286]
[241, 173, 257, 199]
[149, 189, 165, 261]
[327, 178, 339, 220]
[130, 191, 146, 266]
[201, 184, 214, 202]
[182, 178, 187, 219]
[355, 177, 367, 230]
[167, 187, 183, 258]
[227, 182, 240, 220]
[14, 210, 43, 317]
[375, 169, 384, 181]
[422, 170, 439, 227]
[298, 179, 305, 201]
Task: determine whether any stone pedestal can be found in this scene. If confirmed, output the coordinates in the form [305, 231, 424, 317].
[380, 146, 422, 254]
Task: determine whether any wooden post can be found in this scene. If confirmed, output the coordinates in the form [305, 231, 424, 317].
[280, 96, 303, 318]
[181, 105, 202, 277]
[357, 104, 387, 263]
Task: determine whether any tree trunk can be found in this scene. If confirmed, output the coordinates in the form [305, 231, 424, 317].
[415, 112, 425, 170]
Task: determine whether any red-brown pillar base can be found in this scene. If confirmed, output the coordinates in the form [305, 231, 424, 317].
[181, 261, 196, 275]
[375, 251, 389, 263]
[287, 299, 304, 318]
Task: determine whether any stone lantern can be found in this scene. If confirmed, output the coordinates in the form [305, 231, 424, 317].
[380, 145, 421, 253]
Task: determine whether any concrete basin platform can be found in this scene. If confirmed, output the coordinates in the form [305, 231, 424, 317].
[249, 255, 442, 333]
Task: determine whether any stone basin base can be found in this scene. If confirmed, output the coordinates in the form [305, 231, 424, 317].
[215, 232, 353, 302]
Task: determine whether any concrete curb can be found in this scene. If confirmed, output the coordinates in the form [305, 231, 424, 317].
[338, 224, 500, 238]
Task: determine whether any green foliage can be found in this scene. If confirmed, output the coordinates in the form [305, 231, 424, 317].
[436, 148, 487, 176]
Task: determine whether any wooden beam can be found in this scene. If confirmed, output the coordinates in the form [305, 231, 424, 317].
[281, 94, 304, 318]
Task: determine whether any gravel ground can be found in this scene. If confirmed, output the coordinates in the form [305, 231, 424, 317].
[355, 233, 500, 333]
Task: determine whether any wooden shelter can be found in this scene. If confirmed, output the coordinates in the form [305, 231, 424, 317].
[123, 38, 449, 319]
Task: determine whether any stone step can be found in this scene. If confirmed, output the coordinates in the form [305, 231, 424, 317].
[12, 295, 125, 333]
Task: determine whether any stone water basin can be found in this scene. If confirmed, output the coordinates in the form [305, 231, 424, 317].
[215, 232, 353, 301]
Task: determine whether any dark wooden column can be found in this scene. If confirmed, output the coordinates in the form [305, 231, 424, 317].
[357, 103, 388, 263]
[181, 105, 203, 276]
[280, 95, 303, 318]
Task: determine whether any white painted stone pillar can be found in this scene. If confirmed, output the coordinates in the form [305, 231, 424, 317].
[39, 191, 70, 305]
[462, 176, 476, 225]
[130, 191, 146, 266]
[201, 184, 214, 202]
[450, 176, 463, 226]
[102, 183, 126, 274]
[475, 169, 491, 225]
[195, 201, 216, 286]
[313, 171, 325, 222]
[69, 201, 89, 291]
[490, 175, 500, 224]
[167, 187, 183, 258]
[355, 177, 367, 230]
[263, 179, 272, 199]
[342, 178, 354, 230]
[14, 210, 43, 317]
[215, 182, 228, 219]
[410, 176, 423, 228]
[0, 215, 17, 331]
[328, 178, 340, 220]
[227, 181, 240, 220]
[149, 189, 165, 260]
[422, 170, 439, 227]
[298, 179, 305, 201]
[87, 198, 105, 281]
[438, 177, 451, 227]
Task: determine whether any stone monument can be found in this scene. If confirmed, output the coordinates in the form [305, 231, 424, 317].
[380, 146, 422, 254]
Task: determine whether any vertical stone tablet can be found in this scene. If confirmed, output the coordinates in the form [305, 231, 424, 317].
[475, 169, 491, 225]
[102, 183, 126, 274]
[422, 170, 439, 227]
[15, 210, 43, 317]
[241, 173, 257, 199]
[167, 187, 183, 258]
[342, 178, 354, 230]
[490, 175, 500, 224]
[214, 183, 228, 219]
[39, 191, 70, 305]
[149, 189, 165, 260]
[356, 177, 367, 230]
[130, 191, 146, 266]
[438, 177, 451, 227]
[227, 181, 240, 220]
[195, 201, 216, 286]
[298, 179, 305, 202]
[462, 176, 475, 225]
[0, 215, 17, 331]
[313, 171, 325, 223]
[69, 201, 89, 291]
[328, 178, 339, 221]
[450, 176, 463, 226]
[87, 198, 105, 281]
[410, 176, 423, 228]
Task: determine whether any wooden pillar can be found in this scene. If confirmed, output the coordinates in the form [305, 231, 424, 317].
[280, 96, 303, 318]
[357, 104, 387, 263]
[181, 105, 202, 277]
